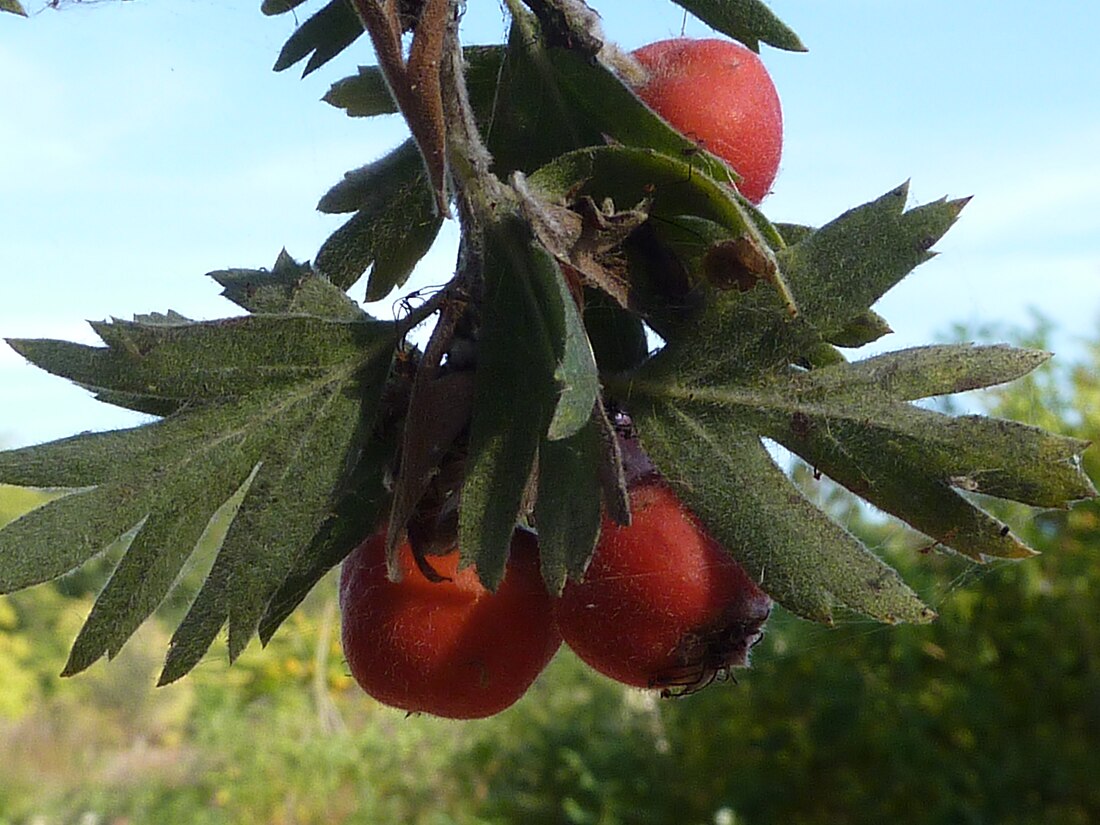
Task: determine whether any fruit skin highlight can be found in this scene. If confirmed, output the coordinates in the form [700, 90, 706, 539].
[339, 528, 562, 719]
[631, 37, 783, 204]
[555, 479, 772, 696]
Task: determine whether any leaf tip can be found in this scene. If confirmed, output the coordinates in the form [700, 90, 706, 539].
[949, 194, 974, 214]
[4, 338, 29, 359]
[59, 648, 98, 679]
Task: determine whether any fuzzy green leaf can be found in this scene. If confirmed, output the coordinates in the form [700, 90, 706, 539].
[616, 343, 1093, 581]
[828, 309, 892, 348]
[273, 0, 363, 76]
[459, 217, 565, 589]
[792, 344, 1054, 403]
[0, 313, 398, 680]
[324, 65, 398, 118]
[608, 184, 1092, 619]
[759, 398, 1095, 545]
[257, 431, 393, 645]
[536, 406, 604, 594]
[0, 425, 176, 489]
[671, 0, 806, 52]
[61, 462, 263, 677]
[316, 140, 422, 215]
[0, 486, 146, 594]
[0, 0, 27, 16]
[638, 184, 967, 388]
[8, 315, 378, 416]
[208, 250, 364, 319]
[315, 139, 443, 300]
[633, 400, 932, 624]
[160, 339, 393, 682]
[546, 266, 599, 441]
[778, 183, 969, 340]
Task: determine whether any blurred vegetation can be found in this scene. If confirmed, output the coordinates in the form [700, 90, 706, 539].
[2, 318, 1099, 824]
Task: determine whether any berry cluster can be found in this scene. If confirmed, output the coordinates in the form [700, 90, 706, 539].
[339, 453, 771, 719]
[337, 36, 782, 719]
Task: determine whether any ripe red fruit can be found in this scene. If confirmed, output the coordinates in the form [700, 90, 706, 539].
[339, 528, 561, 719]
[631, 38, 783, 204]
[555, 479, 772, 696]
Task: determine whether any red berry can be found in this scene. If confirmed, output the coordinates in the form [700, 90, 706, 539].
[555, 479, 772, 695]
[339, 528, 562, 718]
[631, 38, 783, 204]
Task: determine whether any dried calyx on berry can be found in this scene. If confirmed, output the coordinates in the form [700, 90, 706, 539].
[556, 419, 772, 697]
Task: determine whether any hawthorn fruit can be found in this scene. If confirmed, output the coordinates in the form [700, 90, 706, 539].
[555, 478, 772, 696]
[631, 37, 783, 204]
[339, 528, 562, 719]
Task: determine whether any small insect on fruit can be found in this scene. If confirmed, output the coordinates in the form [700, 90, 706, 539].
[631, 38, 783, 204]
[555, 478, 772, 696]
[339, 528, 562, 719]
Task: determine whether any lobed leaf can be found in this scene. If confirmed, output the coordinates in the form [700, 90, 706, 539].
[778, 183, 969, 340]
[273, 0, 363, 76]
[613, 332, 1093, 614]
[0, 311, 400, 680]
[638, 185, 970, 388]
[759, 398, 1095, 529]
[8, 315, 379, 415]
[257, 432, 393, 645]
[324, 65, 398, 118]
[61, 462, 263, 677]
[315, 139, 443, 300]
[208, 250, 364, 319]
[633, 399, 933, 624]
[624, 355, 1092, 559]
[158, 335, 393, 682]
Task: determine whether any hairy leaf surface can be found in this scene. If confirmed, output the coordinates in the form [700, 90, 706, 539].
[1, 306, 399, 681]
[315, 139, 443, 300]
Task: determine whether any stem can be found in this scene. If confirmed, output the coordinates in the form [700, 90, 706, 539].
[349, 0, 451, 216]
[439, 6, 510, 230]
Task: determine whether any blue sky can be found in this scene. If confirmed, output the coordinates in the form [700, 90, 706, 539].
[2, 0, 1099, 448]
